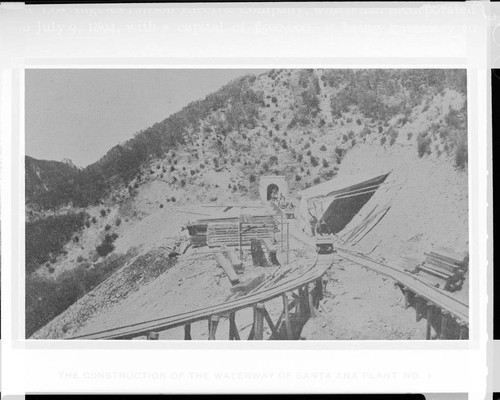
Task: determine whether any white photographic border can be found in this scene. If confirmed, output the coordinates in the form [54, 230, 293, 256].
[0, 2, 491, 398]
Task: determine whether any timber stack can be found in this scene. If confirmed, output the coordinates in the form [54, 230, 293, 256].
[398, 245, 469, 292]
[186, 215, 276, 248]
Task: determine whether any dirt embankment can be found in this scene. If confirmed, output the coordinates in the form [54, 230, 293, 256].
[301, 142, 467, 340]
[302, 259, 427, 340]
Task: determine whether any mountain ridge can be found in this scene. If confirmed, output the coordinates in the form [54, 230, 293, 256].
[26, 69, 467, 213]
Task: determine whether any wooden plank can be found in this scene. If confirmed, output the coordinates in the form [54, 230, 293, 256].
[226, 250, 243, 271]
[253, 303, 265, 340]
[208, 315, 219, 340]
[440, 311, 450, 340]
[282, 293, 293, 340]
[261, 306, 279, 338]
[229, 312, 240, 340]
[214, 253, 240, 284]
[425, 256, 463, 272]
[426, 302, 434, 340]
[422, 263, 455, 278]
[428, 251, 467, 267]
[308, 283, 316, 318]
[184, 324, 192, 340]
[417, 265, 451, 280]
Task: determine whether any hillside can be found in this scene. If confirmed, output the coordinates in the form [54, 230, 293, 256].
[25, 69, 468, 338]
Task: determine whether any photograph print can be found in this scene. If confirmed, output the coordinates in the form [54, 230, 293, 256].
[25, 69, 469, 340]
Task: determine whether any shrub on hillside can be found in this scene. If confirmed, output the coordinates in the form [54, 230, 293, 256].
[96, 233, 118, 258]
[454, 138, 468, 169]
[310, 156, 319, 167]
[380, 136, 387, 145]
[25, 212, 86, 275]
[417, 133, 432, 157]
[361, 126, 371, 137]
[25, 250, 148, 337]
[320, 144, 327, 151]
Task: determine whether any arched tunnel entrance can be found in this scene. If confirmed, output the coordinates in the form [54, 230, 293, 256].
[267, 183, 279, 201]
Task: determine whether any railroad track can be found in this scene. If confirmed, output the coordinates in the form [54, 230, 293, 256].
[69, 252, 334, 340]
[68, 230, 468, 340]
[337, 247, 469, 339]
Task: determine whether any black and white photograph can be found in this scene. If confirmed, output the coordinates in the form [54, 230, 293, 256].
[24, 68, 469, 341]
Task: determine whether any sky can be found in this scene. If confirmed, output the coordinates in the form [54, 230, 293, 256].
[25, 69, 266, 167]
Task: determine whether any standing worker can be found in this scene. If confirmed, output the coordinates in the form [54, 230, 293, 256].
[309, 209, 318, 236]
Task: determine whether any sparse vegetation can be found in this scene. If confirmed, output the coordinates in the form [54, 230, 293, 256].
[454, 137, 468, 169]
[96, 233, 118, 258]
[417, 133, 432, 157]
[25, 212, 86, 274]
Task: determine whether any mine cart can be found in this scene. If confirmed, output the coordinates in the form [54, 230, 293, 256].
[315, 235, 335, 254]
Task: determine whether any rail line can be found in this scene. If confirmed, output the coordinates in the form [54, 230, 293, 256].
[69, 252, 334, 340]
[68, 240, 468, 340]
[337, 246, 469, 339]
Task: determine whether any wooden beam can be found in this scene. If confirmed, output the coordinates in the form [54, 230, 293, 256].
[229, 312, 240, 340]
[208, 315, 219, 340]
[315, 278, 323, 303]
[308, 283, 316, 318]
[425, 302, 434, 340]
[402, 287, 410, 309]
[415, 295, 424, 322]
[459, 322, 468, 340]
[302, 285, 310, 320]
[247, 324, 255, 340]
[261, 306, 279, 338]
[440, 311, 450, 340]
[184, 324, 192, 340]
[282, 293, 293, 340]
[254, 303, 265, 340]
[275, 298, 296, 335]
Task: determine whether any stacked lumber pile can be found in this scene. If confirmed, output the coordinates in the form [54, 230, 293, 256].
[415, 246, 469, 292]
[206, 222, 275, 247]
[187, 215, 276, 248]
